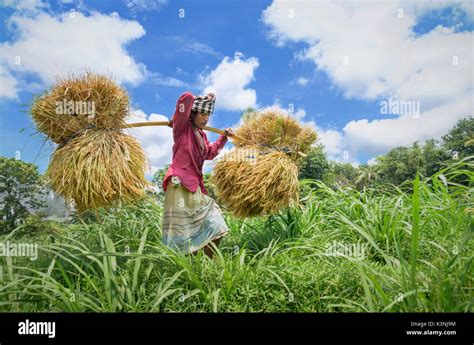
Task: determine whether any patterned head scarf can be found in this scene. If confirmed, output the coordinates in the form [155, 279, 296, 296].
[192, 93, 216, 114]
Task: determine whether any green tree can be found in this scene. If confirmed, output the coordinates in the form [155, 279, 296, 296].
[422, 139, 451, 176]
[375, 140, 452, 187]
[355, 164, 379, 190]
[151, 164, 169, 201]
[325, 162, 359, 188]
[299, 145, 330, 181]
[375, 143, 425, 186]
[441, 117, 474, 159]
[0, 156, 47, 233]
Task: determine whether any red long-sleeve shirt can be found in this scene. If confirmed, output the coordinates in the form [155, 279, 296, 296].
[162, 92, 228, 195]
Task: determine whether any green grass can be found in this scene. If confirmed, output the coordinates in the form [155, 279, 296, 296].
[0, 158, 472, 312]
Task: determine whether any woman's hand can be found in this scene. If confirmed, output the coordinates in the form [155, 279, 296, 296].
[224, 128, 234, 137]
[167, 120, 173, 128]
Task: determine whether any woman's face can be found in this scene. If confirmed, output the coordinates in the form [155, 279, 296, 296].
[192, 112, 210, 129]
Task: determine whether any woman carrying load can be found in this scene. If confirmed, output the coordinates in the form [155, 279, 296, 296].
[161, 92, 234, 257]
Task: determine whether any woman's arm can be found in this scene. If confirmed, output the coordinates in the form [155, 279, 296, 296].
[171, 92, 194, 136]
[204, 128, 233, 160]
[205, 135, 227, 160]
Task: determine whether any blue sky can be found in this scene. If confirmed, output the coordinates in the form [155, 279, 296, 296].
[0, 0, 473, 179]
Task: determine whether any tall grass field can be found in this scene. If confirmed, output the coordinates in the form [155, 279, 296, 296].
[0, 159, 472, 312]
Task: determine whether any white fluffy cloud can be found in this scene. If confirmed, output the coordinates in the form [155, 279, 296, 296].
[125, 109, 174, 179]
[0, 11, 147, 99]
[200, 52, 259, 111]
[314, 126, 345, 159]
[312, 98, 471, 162]
[343, 95, 472, 157]
[0, 65, 18, 99]
[1, 0, 48, 12]
[263, 0, 473, 161]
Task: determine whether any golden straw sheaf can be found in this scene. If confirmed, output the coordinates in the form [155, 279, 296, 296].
[212, 109, 317, 218]
[31, 71, 129, 144]
[31, 72, 151, 214]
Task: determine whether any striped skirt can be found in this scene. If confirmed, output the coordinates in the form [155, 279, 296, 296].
[161, 176, 229, 254]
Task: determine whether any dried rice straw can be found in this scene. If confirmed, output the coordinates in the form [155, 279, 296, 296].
[212, 109, 317, 217]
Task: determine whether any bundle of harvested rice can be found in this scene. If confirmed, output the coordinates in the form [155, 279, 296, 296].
[45, 128, 152, 213]
[30, 72, 149, 214]
[233, 109, 316, 160]
[212, 109, 317, 218]
[31, 71, 129, 144]
[212, 147, 299, 218]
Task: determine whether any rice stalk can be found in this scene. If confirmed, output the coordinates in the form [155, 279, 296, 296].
[45, 129, 152, 213]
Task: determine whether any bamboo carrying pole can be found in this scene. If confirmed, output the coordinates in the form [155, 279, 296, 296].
[123, 121, 244, 141]
[122, 121, 307, 157]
